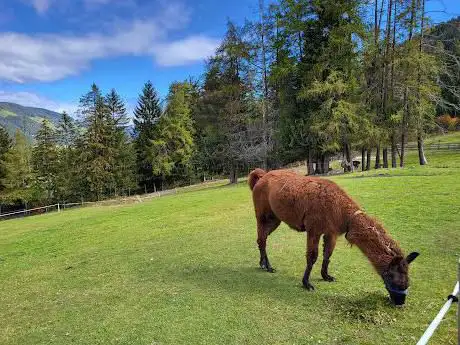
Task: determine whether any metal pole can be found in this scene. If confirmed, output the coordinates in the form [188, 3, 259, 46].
[57, 203, 60, 213]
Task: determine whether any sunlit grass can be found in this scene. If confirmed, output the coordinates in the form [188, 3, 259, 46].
[0, 148, 459, 344]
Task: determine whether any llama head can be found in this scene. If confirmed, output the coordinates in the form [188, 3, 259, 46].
[382, 252, 419, 306]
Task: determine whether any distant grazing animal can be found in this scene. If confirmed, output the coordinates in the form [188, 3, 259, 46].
[248, 168, 419, 306]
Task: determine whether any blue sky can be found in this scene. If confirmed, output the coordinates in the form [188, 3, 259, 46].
[0, 0, 458, 115]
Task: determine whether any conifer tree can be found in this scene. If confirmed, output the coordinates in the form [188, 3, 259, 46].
[133, 81, 162, 191]
[55, 112, 79, 202]
[1, 130, 35, 204]
[148, 82, 195, 182]
[195, 21, 252, 183]
[32, 119, 59, 202]
[78, 83, 113, 200]
[0, 126, 12, 191]
[106, 89, 136, 195]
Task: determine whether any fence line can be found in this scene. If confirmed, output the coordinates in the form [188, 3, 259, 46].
[416, 259, 459, 345]
[0, 204, 60, 219]
[405, 143, 460, 151]
[0, 179, 228, 222]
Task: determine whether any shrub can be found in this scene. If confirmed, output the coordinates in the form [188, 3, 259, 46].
[436, 115, 459, 131]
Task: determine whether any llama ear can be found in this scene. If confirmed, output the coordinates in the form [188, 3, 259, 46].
[406, 252, 419, 264]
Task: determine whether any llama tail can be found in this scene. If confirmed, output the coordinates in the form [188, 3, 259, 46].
[248, 168, 266, 191]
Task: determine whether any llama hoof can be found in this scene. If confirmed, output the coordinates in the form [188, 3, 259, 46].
[302, 281, 315, 291]
[260, 262, 275, 273]
[322, 274, 335, 282]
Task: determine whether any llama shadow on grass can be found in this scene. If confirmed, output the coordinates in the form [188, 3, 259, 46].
[332, 292, 400, 325]
[163, 262, 394, 317]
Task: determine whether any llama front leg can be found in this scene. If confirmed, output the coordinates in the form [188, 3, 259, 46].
[321, 234, 337, 282]
[302, 232, 320, 290]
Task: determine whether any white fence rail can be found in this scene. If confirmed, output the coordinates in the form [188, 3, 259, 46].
[416, 258, 459, 345]
[0, 204, 61, 220]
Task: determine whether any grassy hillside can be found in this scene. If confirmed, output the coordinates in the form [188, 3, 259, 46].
[0, 102, 61, 139]
[0, 150, 458, 345]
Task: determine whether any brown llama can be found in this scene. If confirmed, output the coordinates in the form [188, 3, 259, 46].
[248, 168, 419, 305]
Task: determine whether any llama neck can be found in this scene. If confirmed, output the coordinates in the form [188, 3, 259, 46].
[346, 214, 404, 275]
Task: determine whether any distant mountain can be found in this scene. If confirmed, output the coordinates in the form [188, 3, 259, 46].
[0, 102, 62, 140]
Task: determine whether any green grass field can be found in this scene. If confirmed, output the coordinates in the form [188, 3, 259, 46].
[425, 131, 460, 145]
[1, 144, 459, 345]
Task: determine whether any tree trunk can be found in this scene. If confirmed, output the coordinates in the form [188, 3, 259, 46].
[345, 143, 353, 172]
[401, 0, 417, 168]
[382, 147, 388, 168]
[322, 154, 330, 174]
[259, 0, 269, 171]
[361, 148, 366, 172]
[391, 133, 397, 168]
[375, 145, 381, 169]
[229, 165, 238, 184]
[400, 128, 406, 167]
[315, 153, 323, 174]
[415, 0, 427, 166]
[366, 148, 372, 171]
[306, 149, 314, 175]
[417, 135, 428, 165]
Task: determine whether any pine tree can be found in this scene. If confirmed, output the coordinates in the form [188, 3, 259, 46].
[106, 89, 129, 128]
[55, 112, 79, 202]
[0, 126, 12, 191]
[269, 0, 324, 172]
[32, 119, 59, 202]
[106, 89, 136, 195]
[273, 0, 365, 173]
[133, 81, 162, 191]
[56, 111, 78, 148]
[113, 136, 137, 195]
[195, 21, 252, 183]
[78, 83, 114, 200]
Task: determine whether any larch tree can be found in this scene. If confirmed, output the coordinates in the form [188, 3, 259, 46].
[0, 126, 12, 191]
[148, 82, 195, 186]
[1, 130, 35, 205]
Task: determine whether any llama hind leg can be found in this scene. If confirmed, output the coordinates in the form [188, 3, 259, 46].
[256, 215, 280, 273]
[302, 232, 320, 290]
[321, 234, 337, 282]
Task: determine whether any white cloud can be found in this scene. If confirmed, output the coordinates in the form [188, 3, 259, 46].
[0, 91, 77, 114]
[0, 4, 219, 83]
[153, 36, 219, 66]
[29, 0, 53, 14]
[24, 0, 115, 14]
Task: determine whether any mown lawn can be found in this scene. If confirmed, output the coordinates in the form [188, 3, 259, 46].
[1, 150, 459, 345]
